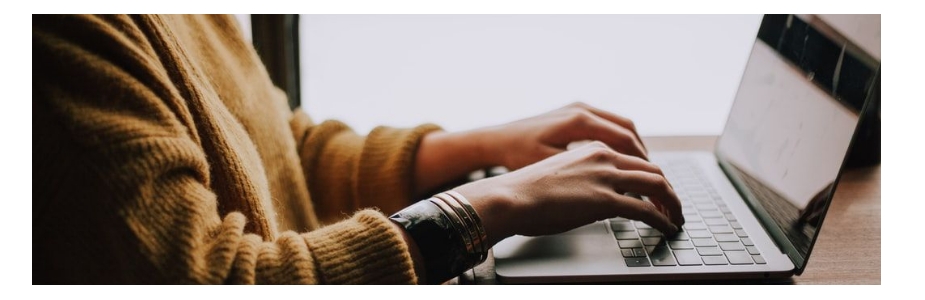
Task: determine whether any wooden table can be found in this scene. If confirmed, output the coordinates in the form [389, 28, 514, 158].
[458, 136, 881, 284]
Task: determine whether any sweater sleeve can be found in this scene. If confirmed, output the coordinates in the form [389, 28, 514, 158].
[290, 111, 442, 225]
[33, 14, 417, 284]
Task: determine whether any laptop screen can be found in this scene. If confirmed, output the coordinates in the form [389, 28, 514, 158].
[714, 14, 879, 273]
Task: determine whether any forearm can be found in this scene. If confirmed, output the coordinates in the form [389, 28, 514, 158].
[412, 128, 518, 247]
[413, 129, 501, 197]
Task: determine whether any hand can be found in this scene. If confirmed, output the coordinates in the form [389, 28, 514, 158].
[455, 141, 684, 247]
[483, 102, 648, 171]
[413, 102, 648, 197]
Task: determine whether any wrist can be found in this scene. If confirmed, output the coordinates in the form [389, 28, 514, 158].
[415, 129, 501, 197]
[468, 126, 508, 168]
[439, 127, 505, 169]
[389, 219, 426, 282]
[453, 178, 518, 247]
[390, 191, 493, 284]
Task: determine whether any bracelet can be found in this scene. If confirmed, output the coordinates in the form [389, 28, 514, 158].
[390, 200, 469, 284]
[432, 193, 480, 257]
[427, 196, 477, 256]
[436, 191, 488, 264]
[446, 190, 488, 259]
[389, 191, 488, 284]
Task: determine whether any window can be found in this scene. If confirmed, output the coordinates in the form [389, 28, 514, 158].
[298, 15, 762, 136]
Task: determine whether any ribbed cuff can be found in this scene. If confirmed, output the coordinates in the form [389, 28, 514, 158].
[303, 209, 417, 284]
[357, 124, 443, 214]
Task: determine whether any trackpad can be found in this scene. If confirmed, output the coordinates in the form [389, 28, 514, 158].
[493, 222, 622, 278]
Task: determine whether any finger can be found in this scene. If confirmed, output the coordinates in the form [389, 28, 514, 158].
[573, 112, 648, 160]
[576, 143, 674, 223]
[610, 192, 678, 236]
[611, 152, 665, 177]
[610, 153, 673, 190]
[571, 102, 648, 153]
[612, 170, 684, 228]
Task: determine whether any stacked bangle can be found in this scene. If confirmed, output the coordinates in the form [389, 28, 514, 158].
[389, 191, 488, 284]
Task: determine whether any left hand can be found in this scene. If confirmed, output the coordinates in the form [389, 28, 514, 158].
[482, 102, 648, 171]
[414, 102, 648, 196]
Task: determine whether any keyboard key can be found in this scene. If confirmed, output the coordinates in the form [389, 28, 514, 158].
[725, 213, 737, 221]
[752, 255, 766, 264]
[735, 229, 749, 237]
[689, 190, 709, 197]
[621, 249, 635, 258]
[719, 241, 745, 251]
[704, 218, 727, 226]
[741, 238, 754, 246]
[642, 237, 663, 246]
[701, 211, 724, 218]
[689, 198, 710, 205]
[686, 184, 705, 190]
[687, 230, 712, 238]
[634, 248, 648, 257]
[691, 238, 717, 247]
[610, 222, 634, 232]
[702, 256, 729, 265]
[645, 246, 655, 253]
[619, 240, 643, 249]
[746, 246, 760, 255]
[695, 204, 717, 211]
[668, 241, 694, 250]
[650, 246, 677, 266]
[668, 231, 690, 241]
[625, 257, 651, 267]
[614, 231, 640, 240]
[673, 250, 703, 266]
[709, 225, 733, 234]
[635, 222, 653, 229]
[719, 206, 732, 213]
[725, 251, 754, 265]
[610, 217, 629, 222]
[684, 215, 703, 222]
[729, 221, 743, 229]
[690, 189, 709, 195]
[697, 247, 723, 256]
[638, 228, 662, 237]
[714, 233, 739, 242]
[684, 222, 707, 230]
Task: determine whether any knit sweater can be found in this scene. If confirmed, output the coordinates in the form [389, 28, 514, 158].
[33, 14, 441, 284]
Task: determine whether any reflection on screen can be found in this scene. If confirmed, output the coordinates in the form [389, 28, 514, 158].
[715, 14, 878, 269]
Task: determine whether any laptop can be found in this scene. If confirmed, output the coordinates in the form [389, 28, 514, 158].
[493, 14, 881, 283]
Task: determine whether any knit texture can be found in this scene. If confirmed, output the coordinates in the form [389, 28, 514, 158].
[33, 14, 441, 284]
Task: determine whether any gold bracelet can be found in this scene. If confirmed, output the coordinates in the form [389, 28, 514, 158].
[445, 191, 488, 264]
[433, 193, 482, 263]
[427, 197, 476, 258]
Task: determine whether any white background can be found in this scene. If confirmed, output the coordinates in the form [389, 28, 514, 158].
[299, 15, 762, 136]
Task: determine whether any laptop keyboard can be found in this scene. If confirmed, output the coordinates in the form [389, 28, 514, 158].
[610, 160, 766, 267]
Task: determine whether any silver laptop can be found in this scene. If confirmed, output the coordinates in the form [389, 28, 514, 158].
[493, 14, 881, 283]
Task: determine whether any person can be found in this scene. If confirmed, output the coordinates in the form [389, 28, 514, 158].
[33, 14, 683, 284]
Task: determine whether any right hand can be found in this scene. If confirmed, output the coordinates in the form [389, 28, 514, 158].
[456, 141, 684, 247]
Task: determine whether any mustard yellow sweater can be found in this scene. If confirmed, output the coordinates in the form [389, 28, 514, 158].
[33, 14, 440, 284]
